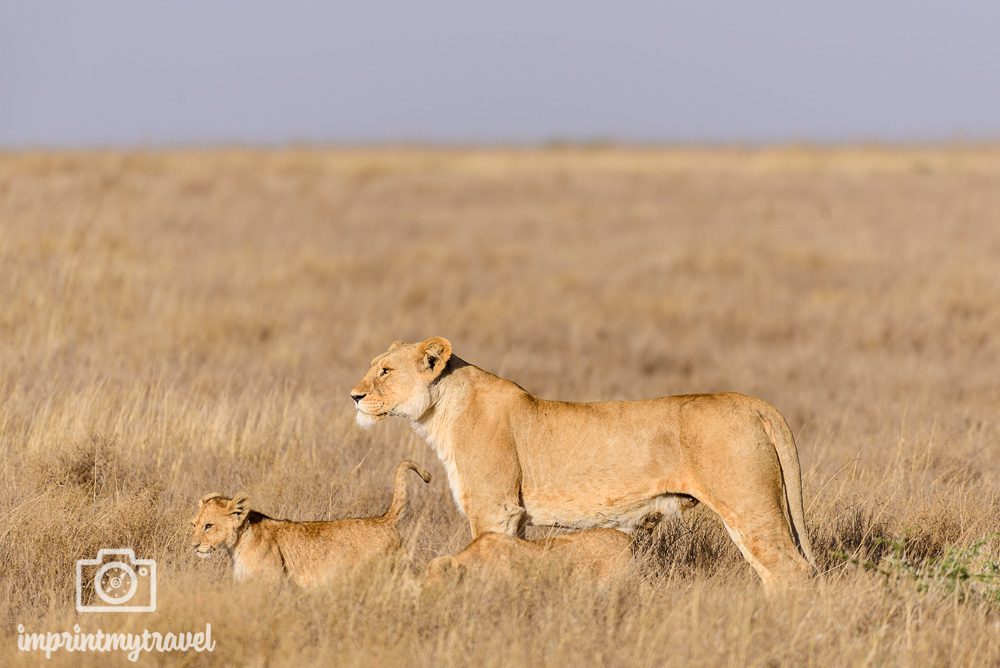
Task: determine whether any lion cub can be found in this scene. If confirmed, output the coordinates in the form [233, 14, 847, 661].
[190, 460, 431, 586]
[426, 528, 632, 584]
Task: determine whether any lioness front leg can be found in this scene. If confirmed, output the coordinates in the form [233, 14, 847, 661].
[466, 497, 526, 538]
[453, 434, 525, 537]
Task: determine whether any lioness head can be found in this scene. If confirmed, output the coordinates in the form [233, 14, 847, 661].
[189, 492, 250, 558]
[349, 336, 453, 428]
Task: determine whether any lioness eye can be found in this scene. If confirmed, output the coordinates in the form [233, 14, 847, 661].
[204, 523, 213, 530]
[379, 368, 391, 377]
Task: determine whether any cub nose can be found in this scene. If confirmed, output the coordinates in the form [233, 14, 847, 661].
[350, 392, 366, 404]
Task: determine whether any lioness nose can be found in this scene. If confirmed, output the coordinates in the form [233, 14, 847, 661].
[350, 392, 366, 404]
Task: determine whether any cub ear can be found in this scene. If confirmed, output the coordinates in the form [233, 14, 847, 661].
[427, 555, 458, 579]
[420, 336, 452, 375]
[199, 492, 224, 508]
[228, 492, 250, 521]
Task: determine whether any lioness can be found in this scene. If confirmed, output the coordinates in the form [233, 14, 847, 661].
[190, 460, 431, 586]
[426, 529, 632, 584]
[350, 337, 816, 588]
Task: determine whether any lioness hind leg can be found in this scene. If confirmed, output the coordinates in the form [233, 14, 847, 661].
[718, 511, 812, 592]
[690, 481, 810, 590]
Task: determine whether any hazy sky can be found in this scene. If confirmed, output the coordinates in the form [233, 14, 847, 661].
[3, 1, 999, 147]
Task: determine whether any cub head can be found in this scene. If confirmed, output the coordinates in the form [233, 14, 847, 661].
[425, 555, 463, 585]
[349, 336, 453, 428]
[189, 492, 250, 558]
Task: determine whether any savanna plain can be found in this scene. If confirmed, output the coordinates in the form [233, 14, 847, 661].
[0, 147, 998, 667]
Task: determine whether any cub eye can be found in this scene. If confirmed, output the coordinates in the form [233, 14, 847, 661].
[379, 368, 391, 377]
[203, 523, 214, 530]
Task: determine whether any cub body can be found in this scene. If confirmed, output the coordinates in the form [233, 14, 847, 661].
[426, 528, 632, 584]
[190, 460, 431, 586]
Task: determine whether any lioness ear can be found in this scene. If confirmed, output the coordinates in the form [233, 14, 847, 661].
[199, 492, 223, 508]
[228, 492, 250, 522]
[388, 340, 405, 351]
[420, 336, 452, 375]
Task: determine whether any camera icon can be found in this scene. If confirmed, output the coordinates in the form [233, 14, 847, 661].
[75, 548, 156, 613]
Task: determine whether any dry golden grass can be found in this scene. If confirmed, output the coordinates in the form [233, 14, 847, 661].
[1, 147, 998, 667]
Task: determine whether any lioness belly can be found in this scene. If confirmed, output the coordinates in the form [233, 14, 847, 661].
[523, 491, 686, 531]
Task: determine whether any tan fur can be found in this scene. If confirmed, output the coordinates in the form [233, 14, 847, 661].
[426, 529, 632, 584]
[189, 460, 431, 586]
[351, 337, 816, 589]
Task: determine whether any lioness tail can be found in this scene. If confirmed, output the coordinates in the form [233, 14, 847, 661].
[759, 410, 817, 570]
